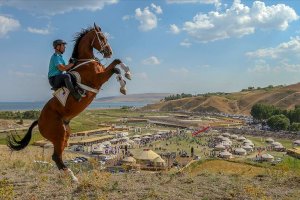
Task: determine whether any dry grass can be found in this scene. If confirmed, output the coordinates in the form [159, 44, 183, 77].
[1, 144, 300, 200]
[143, 82, 300, 114]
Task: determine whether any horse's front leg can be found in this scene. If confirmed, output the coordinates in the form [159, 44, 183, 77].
[116, 73, 127, 95]
[118, 63, 131, 80]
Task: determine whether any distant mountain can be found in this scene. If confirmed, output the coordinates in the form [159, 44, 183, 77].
[95, 93, 172, 103]
[141, 83, 300, 115]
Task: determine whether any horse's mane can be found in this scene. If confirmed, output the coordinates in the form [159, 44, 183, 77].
[71, 27, 93, 59]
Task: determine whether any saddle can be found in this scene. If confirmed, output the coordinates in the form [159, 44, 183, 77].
[52, 72, 86, 106]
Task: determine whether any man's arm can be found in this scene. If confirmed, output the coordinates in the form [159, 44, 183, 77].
[57, 63, 74, 71]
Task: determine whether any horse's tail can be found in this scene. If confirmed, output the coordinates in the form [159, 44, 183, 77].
[7, 120, 38, 151]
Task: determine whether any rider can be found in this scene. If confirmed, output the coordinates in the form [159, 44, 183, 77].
[48, 39, 82, 101]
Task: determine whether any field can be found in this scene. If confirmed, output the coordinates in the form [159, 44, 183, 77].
[0, 109, 300, 199]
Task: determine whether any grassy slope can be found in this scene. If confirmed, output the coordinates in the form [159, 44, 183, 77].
[142, 83, 300, 115]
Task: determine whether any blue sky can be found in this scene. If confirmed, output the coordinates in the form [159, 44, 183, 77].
[0, 0, 300, 102]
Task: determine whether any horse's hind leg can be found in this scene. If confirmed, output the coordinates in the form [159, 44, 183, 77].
[64, 120, 71, 149]
[52, 139, 78, 182]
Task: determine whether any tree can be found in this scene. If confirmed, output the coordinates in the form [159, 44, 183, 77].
[251, 103, 282, 121]
[267, 114, 290, 131]
[290, 122, 300, 131]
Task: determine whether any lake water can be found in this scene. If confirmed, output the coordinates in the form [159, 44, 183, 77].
[0, 101, 149, 111]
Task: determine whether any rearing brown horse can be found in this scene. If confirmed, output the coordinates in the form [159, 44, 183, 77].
[7, 23, 130, 182]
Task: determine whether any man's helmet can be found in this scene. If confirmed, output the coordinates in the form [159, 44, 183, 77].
[53, 39, 67, 48]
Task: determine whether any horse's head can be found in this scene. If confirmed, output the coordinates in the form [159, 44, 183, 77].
[92, 23, 113, 58]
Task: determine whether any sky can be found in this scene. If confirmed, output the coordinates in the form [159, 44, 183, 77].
[0, 0, 300, 102]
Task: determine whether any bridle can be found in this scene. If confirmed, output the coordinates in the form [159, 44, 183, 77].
[91, 29, 111, 56]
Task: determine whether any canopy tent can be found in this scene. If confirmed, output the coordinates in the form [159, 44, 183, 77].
[153, 156, 166, 167]
[135, 149, 160, 161]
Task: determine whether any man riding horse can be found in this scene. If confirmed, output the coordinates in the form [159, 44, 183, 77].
[48, 39, 84, 101]
[7, 23, 131, 182]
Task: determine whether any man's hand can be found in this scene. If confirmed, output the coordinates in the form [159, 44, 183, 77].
[69, 58, 77, 64]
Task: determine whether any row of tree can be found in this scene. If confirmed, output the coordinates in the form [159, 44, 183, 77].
[251, 103, 300, 131]
[164, 93, 193, 101]
[0, 110, 40, 120]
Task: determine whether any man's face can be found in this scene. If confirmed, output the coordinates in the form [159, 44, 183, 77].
[57, 44, 66, 53]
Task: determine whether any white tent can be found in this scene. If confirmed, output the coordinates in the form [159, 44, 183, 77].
[244, 142, 254, 147]
[222, 132, 231, 137]
[293, 140, 300, 146]
[271, 142, 282, 147]
[219, 151, 232, 159]
[243, 139, 252, 144]
[221, 137, 231, 142]
[237, 136, 246, 142]
[234, 148, 247, 155]
[266, 138, 274, 143]
[214, 144, 226, 151]
[230, 134, 238, 139]
[261, 153, 274, 162]
[274, 145, 285, 151]
[216, 135, 224, 140]
[222, 141, 232, 147]
[242, 145, 253, 151]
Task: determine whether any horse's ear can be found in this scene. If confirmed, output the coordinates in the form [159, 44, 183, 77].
[94, 22, 101, 31]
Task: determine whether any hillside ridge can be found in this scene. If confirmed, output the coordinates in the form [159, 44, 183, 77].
[142, 83, 300, 115]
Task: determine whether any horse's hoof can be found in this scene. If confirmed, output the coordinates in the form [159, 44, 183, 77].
[125, 72, 131, 80]
[120, 88, 127, 95]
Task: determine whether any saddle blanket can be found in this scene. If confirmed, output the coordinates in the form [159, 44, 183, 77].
[53, 87, 70, 107]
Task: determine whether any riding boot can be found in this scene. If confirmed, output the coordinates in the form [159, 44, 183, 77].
[64, 78, 82, 101]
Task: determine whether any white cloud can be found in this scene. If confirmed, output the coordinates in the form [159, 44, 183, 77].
[166, 0, 221, 9]
[170, 24, 180, 34]
[151, 3, 163, 14]
[134, 4, 162, 31]
[247, 60, 271, 73]
[176, 1, 298, 43]
[180, 39, 191, 47]
[0, 0, 118, 15]
[246, 36, 300, 59]
[0, 15, 20, 37]
[27, 26, 50, 35]
[247, 59, 300, 73]
[142, 56, 161, 65]
[122, 15, 131, 21]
